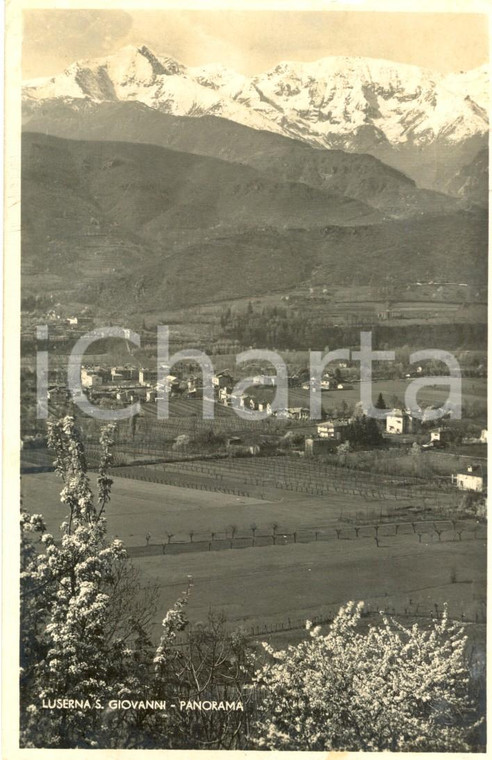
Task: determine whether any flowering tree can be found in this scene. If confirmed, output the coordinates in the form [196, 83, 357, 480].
[253, 601, 481, 752]
[20, 416, 252, 750]
[19, 417, 188, 748]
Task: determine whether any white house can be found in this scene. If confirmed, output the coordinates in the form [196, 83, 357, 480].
[455, 464, 486, 492]
[430, 427, 452, 444]
[81, 368, 103, 388]
[386, 409, 416, 435]
[156, 374, 179, 392]
[218, 387, 230, 404]
[317, 421, 335, 438]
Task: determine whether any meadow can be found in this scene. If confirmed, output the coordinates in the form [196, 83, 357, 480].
[22, 469, 486, 643]
[132, 535, 485, 638]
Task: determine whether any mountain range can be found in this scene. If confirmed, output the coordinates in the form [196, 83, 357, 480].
[21, 45, 488, 313]
[22, 131, 487, 311]
[23, 44, 488, 192]
[23, 100, 464, 219]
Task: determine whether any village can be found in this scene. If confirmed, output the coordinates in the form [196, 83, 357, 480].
[21, 351, 487, 499]
[19, 315, 488, 749]
[22, 351, 487, 650]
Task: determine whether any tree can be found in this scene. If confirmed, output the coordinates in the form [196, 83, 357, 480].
[173, 434, 190, 451]
[250, 523, 257, 545]
[253, 602, 480, 752]
[352, 401, 365, 419]
[147, 612, 255, 749]
[20, 417, 126, 747]
[128, 412, 140, 441]
[375, 392, 386, 410]
[229, 524, 238, 548]
[20, 417, 189, 749]
[346, 416, 383, 449]
[20, 418, 483, 751]
[337, 440, 351, 461]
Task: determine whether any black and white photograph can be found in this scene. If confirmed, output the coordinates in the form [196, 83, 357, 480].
[4, 0, 489, 754]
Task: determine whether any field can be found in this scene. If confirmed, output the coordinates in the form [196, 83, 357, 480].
[22, 468, 486, 643]
[22, 456, 468, 543]
[133, 536, 485, 639]
[277, 378, 486, 417]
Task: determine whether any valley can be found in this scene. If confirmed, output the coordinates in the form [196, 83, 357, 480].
[16, 14, 489, 753]
[20, 33, 488, 710]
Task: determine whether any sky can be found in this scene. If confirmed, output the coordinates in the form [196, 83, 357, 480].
[23, 9, 489, 79]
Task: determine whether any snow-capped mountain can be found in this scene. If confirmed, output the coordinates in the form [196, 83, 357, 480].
[23, 44, 488, 190]
[243, 57, 488, 147]
[23, 45, 283, 136]
[23, 44, 488, 144]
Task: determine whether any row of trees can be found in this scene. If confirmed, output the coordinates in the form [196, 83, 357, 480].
[20, 417, 483, 750]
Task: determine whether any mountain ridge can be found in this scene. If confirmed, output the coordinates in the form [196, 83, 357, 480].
[23, 44, 489, 191]
[21, 131, 487, 312]
[23, 100, 466, 218]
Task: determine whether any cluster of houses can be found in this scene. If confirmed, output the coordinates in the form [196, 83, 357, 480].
[304, 412, 488, 495]
[311, 408, 417, 439]
[76, 366, 313, 412]
[301, 378, 352, 391]
[305, 412, 419, 454]
[78, 364, 203, 405]
[54, 360, 356, 420]
[46, 364, 341, 411]
[213, 371, 312, 418]
[22, 312, 97, 347]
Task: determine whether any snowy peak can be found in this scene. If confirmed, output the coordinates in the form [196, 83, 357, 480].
[23, 45, 286, 135]
[24, 45, 187, 102]
[102, 44, 185, 88]
[236, 56, 488, 145]
[188, 62, 248, 99]
[23, 45, 489, 160]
